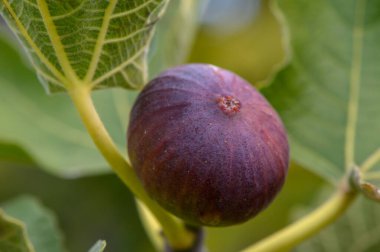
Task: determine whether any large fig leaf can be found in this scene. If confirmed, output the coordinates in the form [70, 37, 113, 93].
[2, 196, 65, 252]
[0, 0, 168, 92]
[0, 0, 201, 177]
[264, 0, 380, 183]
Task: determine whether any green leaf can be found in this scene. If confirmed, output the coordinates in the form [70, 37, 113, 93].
[264, 0, 380, 183]
[2, 196, 65, 252]
[0, 35, 138, 176]
[0, 209, 35, 252]
[0, 165, 155, 252]
[0, 0, 168, 92]
[0, 0, 201, 176]
[0, 142, 36, 166]
[88, 240, 106, 252]
[294, 193, 380, 252]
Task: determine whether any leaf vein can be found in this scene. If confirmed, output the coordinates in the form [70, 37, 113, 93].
[111, 0, 158, 19]
[92, 47, 145, 87]
[37, 0, 78, 84]
[51, 0, 85, 21]
[345, 0, 366, 169]
[23, 0, 38, 9]
[1, 0, 67, 84]
[104, 26, 150, 44]
[84, 0, 118, 83]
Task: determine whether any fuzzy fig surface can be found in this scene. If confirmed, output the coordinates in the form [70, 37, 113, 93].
[127, 64, 289, 226]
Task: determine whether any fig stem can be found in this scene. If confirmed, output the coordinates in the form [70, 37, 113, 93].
[136, 199, 164, 251]
[68, 85, 195, 250]
[164, 226, 206, 252]
[243, 186, 357, 252]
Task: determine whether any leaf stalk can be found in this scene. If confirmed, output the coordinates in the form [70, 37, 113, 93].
[68, 84, 195, 251]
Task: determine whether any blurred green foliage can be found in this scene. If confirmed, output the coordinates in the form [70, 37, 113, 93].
[263, 0, 380, 185]
[0, 0, 329, 251]
[0, 164, 155, 252]
[2, 196, 65, 252]
[0, 208, 34, 252]
[0, 163, 325, 252]
[1, 0, 379, 251]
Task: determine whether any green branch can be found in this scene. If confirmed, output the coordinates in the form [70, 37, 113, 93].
[68, 84, 195, 250]
[243, 186, 357, 252]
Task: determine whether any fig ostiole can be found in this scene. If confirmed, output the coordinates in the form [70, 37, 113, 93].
[127, 64, 289, 226]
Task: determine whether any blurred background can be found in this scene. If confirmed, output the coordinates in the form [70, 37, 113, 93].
[0, 0, 377, 251]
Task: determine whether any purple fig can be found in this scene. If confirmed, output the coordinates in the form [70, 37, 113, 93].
[127, 64, 289, 226]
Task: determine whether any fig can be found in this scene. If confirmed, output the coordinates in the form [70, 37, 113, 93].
[127, 64, 289, 226]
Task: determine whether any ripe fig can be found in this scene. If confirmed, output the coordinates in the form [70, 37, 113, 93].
[127, 64, 289, 226]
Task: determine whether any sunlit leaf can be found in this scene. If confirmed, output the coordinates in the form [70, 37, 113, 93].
[264, 0, 380, 183]
[0, 0, 168, 92]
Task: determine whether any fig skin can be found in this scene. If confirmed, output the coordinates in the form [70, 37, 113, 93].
[127, 64, 289, 226]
